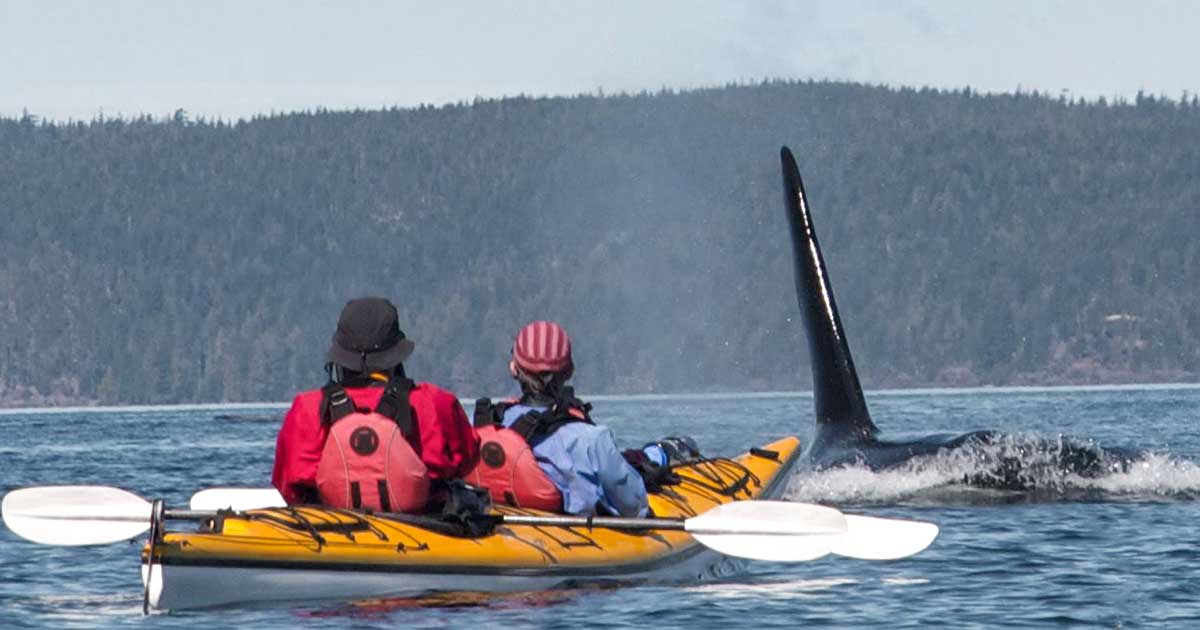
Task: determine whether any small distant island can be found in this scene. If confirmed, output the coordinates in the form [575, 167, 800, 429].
[2, 80, 1198, 407]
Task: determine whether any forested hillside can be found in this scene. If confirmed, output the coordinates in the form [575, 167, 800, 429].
[2, 81, 1198, 406]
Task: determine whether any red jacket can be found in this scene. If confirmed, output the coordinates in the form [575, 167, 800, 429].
[272, 382, 480, 505]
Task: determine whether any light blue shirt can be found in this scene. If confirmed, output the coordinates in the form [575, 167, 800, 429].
[502, 403, 649, 517]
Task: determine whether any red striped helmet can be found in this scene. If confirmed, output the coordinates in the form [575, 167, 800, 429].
[511, 320, 574, 378]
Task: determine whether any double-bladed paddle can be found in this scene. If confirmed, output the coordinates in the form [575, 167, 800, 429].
[3, 485, 938, 562]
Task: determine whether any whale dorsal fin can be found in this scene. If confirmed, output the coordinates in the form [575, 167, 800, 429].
[781, 146, 878, 442]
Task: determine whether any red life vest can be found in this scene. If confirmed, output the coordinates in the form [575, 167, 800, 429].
[462, 392, 592, 511]
[315, 379, 430, 512]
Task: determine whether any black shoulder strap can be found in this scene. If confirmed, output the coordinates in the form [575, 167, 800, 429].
[509, 388, 594, 444]
[507, 410, 542, 441]
[557, 386, 593, 421]
[473, 397, 515, 428]
[375, 377, 415, 437]
[473, 398, 495, 428]
[320, 382, 356, 426]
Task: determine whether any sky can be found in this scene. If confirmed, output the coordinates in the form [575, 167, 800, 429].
[2, 0, 1199, 122]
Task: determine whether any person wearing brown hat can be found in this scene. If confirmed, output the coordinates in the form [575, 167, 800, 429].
[271, 297, 480, 511]
[465, 320, 649, 517]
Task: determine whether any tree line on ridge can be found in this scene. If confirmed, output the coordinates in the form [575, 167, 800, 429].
[1, 80, 1197, 406]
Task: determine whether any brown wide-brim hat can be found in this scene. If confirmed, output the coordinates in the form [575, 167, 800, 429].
[327, 297, 416, 372]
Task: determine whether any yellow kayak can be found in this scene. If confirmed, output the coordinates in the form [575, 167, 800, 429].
[143, 437, 802, 610]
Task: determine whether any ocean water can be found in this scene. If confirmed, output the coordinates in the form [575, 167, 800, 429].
[3, 385, 1200, 628]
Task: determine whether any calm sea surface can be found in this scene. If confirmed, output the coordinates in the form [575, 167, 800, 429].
[3, 385, 1200, 628]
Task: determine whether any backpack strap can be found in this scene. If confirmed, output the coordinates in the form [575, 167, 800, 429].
[507, 410, 544, 441]
[320, 382, 357, 425]
[509, 388, 594, 444]
[320, 379, 414, 437]
[473, 398, 496, 428]
[375, 377, 415, 437]
[473, 397, 516, 428]
[557, 386, 593, 421]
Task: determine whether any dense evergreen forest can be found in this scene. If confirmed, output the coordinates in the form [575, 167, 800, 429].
[2, 80, 1198, 406]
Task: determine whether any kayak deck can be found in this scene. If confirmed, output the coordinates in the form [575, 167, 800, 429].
[145, 436, 801, 610]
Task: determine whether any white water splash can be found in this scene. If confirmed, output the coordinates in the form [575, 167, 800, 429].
[784, 461, 959, 503]
[784, 434, 1200, 504]
[1087, 452, 1200, 496]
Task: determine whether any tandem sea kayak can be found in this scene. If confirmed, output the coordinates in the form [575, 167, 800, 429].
[4, 439, 937, 612]
[141, 437, 803, 610]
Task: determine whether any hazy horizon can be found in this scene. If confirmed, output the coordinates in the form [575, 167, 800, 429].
[4, 1, 1198, 123]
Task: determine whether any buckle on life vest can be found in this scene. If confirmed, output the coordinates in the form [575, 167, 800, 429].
[321, 382, 357, 425]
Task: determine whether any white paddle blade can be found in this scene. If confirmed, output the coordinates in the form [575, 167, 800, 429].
[691, 531, 835, 562]
[2, 486, 152, 546]
[830, 514, 939, 560]
[685, 500, 848, 562]
[190, 488, 286, 511]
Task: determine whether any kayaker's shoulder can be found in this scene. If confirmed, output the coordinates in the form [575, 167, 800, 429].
[411, 382, 463, 406]
[288, 385, 388, 409]
[548, 417, 611, 439]
[287, 388, 325, 408]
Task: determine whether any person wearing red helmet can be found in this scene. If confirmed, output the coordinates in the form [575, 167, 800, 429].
[271, 297, 480, 511]
[465, 320, 649, 517]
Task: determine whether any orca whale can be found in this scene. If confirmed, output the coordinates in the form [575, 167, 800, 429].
[779, 146, 1138, 489]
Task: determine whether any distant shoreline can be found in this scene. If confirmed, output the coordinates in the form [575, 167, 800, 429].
[4, 379, 1199, 414]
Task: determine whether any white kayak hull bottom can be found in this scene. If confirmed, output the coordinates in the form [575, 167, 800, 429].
[143, 549, 749, 610]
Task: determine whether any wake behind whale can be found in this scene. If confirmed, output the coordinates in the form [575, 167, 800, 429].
[778, 146, 1173, 497]
[785, 445, 1200, 506]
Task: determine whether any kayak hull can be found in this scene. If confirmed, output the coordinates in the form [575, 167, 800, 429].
[144, 548, 748, 610]
[144, 436, 801, 610]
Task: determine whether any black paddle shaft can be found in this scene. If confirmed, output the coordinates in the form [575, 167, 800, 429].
[499, 514, 686, 531]
[162, 509, 220, 520]
[161, 508, 689, 533]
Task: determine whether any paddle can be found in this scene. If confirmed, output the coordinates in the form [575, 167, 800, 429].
[187, 487, 938, 561]
[4, 485, 938, 561]
[1, 486, 210, 546]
